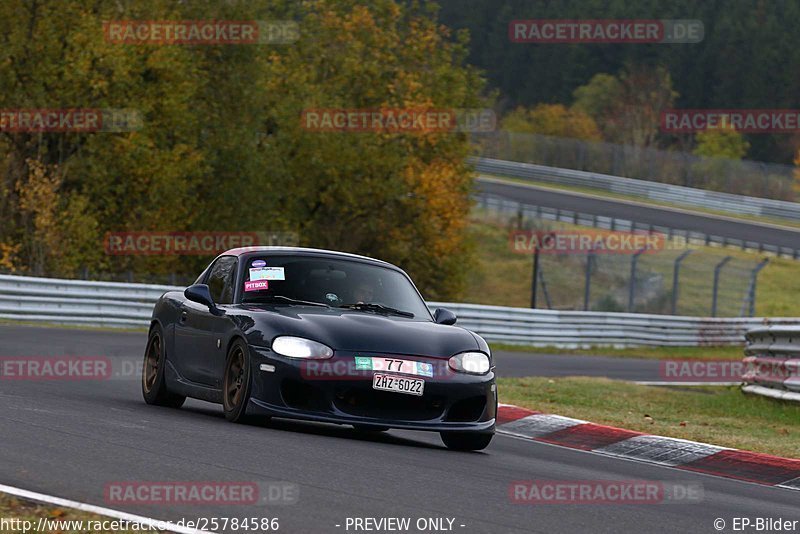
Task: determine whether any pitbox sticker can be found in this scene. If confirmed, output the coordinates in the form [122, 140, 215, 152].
[244, 280, 269, 292]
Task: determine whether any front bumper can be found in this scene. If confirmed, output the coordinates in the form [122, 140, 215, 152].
[247, 346, 496, 433]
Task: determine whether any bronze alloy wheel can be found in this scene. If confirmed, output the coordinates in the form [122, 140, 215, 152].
[222, 339, 255, 423]
[143, 332, 161, 394]
[225, 344, 246, 410]
[141, 325, 186, 408]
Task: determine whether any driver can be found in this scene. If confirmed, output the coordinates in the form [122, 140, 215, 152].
[352, 280, 375, 304]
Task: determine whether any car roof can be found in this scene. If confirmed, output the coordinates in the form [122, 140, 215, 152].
[220, 246, 396, 268]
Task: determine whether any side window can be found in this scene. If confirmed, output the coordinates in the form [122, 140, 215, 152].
[206, 256, 237, 304]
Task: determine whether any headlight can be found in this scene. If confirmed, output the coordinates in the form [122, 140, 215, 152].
[272, 336, 334, 359]
[448, 351, 491, 375]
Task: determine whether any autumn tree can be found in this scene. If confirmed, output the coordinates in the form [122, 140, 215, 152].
[501, 104, 601, 141]
[256, 0, 486, 299]
[0, 0, 485, 300]
[694, 129, 750, 159]
[573, 65, 678, 147]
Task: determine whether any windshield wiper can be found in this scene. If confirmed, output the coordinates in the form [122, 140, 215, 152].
[339, 302, 414, 318]
[248, 295, 330, 308]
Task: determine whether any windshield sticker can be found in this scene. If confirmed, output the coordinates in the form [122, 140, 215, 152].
[249, 266, 286, 281]
[325, 293, 339, 302]
[251, 259, 266, 268]
[416, 362, 434, 378]
[244, 280, 269, 292]
[354, 357, 373, 370]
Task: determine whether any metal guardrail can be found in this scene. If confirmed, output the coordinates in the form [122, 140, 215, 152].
[475, 191, 799, 259]
[0, 274, 176, 329]
[742, 326, 800, 402]
[472, 157, 800, 224]
[435, 302, 783, 347]
[3, 274, 796, 348]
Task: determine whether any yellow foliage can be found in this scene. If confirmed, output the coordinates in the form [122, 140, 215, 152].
[502, 104, 602, 141]
[0, 242, 20, 271]
[793, 148, 800, 195]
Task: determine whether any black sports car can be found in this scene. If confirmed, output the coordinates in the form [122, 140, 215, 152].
[142, 247, 496, 450]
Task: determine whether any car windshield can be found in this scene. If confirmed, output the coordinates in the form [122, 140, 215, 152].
[240, 255, 431, 320]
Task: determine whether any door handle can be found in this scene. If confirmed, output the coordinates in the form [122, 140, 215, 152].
[180, 311, 188, 324]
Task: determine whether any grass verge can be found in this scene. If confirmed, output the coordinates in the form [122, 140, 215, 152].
[0, 492, 165, 533]
[490, 343, 744, 361]
[498, 376, 800, 458]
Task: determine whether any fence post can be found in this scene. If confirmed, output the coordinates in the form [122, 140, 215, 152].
[671, 250, 693, 315]
[584, 249, 594, 311]
[540, 270, 553, 310]
[747, 259, 770, 317]
[711, 256, 733, 317]
[628, 249, 646, 312]
[530, 246, 540, 309]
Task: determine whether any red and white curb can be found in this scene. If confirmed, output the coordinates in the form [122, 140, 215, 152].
[496, 404, 800, 491]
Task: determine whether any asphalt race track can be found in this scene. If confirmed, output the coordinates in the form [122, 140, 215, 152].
[477, 177, 800, 253]
[1, 324, 798, 533]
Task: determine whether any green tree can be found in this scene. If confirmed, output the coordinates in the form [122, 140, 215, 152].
[572, 65, 677, 147]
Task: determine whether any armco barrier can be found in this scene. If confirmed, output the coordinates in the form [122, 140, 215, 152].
[472, 157, 800, 223]
[0, 274, 173, 329]
[1, 274, 796, 347]
[742, 326, 800, 402]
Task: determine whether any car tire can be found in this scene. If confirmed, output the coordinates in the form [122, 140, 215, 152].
[142, 324, 186, 408]
[223, 339, 256, 423]
[440, 431, 493, 451]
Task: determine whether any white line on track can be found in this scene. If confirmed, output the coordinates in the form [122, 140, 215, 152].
[634, 381, 742, 386]
[0, 483, 215, 534]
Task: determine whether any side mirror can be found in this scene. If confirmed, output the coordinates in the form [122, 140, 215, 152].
[184, 284, 216, 311]
[434, 308, 457, 325]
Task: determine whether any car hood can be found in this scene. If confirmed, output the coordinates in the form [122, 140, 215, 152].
[235, 305, 480, 358]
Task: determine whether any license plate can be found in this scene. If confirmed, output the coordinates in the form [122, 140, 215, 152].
[372, 373, 424, 396]
[355, 356, 434, 378]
